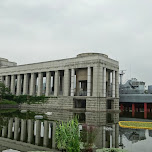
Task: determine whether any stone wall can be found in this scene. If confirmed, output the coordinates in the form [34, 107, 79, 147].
[86, 97, 107, 111]
[85, 111, 107, 126]
[111, 98, 119, 110]
[21, 96, 74, 110]
[21, 96, 119, 112]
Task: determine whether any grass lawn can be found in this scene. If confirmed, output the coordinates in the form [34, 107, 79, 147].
[119, 121, 152, 130]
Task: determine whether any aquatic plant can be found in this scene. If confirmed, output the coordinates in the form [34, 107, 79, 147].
[55, 117, 80, 152]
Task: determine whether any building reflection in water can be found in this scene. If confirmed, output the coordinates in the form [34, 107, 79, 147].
[78, 112, 119, 149]
[0, 109, 119, 151]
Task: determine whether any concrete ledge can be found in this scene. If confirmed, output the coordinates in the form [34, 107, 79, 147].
[0, 137, 59, 152]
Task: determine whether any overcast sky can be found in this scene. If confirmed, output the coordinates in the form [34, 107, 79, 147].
[0, 0, 152, 86]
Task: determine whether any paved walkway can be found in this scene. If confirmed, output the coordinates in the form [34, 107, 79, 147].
[0, 137, 59, 152]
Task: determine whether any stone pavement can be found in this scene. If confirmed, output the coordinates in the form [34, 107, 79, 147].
[0, 137, 59, 152]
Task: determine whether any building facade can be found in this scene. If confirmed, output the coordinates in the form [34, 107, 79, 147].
[0, 57, 17, 68]
[0, 53, 119, 111]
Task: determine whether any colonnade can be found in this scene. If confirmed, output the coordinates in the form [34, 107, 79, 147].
[103, 68, 119, 98]
[0, 118, 56, 148]
[1, 71, 66, 97]
[0, 66, 119, 98]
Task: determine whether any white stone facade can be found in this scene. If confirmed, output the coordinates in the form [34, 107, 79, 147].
[0, 58, 17, 68]
[0, 53, 119, 111]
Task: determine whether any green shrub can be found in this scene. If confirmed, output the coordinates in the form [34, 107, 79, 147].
[0, 82, 11, 101]
[0, 82, 48, 105]
[4, 94, 48, 104]
[96, 148, 128, 152]
[56, 117, 80, 152]
[0, 99, 17, 105]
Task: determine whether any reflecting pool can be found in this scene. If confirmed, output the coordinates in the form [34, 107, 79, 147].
[0, 108, 152, 152]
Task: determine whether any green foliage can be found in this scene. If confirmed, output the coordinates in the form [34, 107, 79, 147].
[55, 117, 80, 152]
[4, 94, 48, 105]
[0, 82, 48, 105]
[0, 99, 17, 105]
[12, 95, 48, 104]
[0, 82, 11, 101]
[96, 148, 128, 152]
[0, 109, 17, 114]
[0, 116, 9, 131]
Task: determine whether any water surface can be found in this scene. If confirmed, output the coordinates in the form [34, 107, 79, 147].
[0, 108, 152, 152]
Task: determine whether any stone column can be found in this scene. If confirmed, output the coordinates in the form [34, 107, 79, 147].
[115, 124, 119, 148]
[27, 119, 34, 143]
[54, 71, 59, 96]
[102, 126, 106, 148]
[112, 71, 116, 98]
[87, 67, 91, 96]
[14, 117, 20, 140]
[5, 75, 10, 88]
[115, 71, 119, 98]
[20, 119, 27, 142]
[35, 120, 41, 145]
[30, 73, 36, 95]
[103, 67, 106, 97]
[93, 64, 103, 97]
[95, 126, 103, 148]
[2, 126, 7, 137]
[23, 74, 29, 95]
[1, 76, 5, 83]
[37, 72, 43, 96]
[70, 69, 75, 96]
[63, 69, 70, 96]
[8, 118, 13, 139]
[112, 124, 115, 147]
[93, 65, 98, 96]
[45, 72, 51, 96]
[16, 74, 21, 96]
[43, 121, 49, 147]
[52, 122, 56, 149]
[11, 75, 15, 94]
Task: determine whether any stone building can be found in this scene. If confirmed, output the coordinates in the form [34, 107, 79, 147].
[0, 57, 17, 68]
[0, 53, 119, 111]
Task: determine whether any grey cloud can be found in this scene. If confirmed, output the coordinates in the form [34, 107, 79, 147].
[0, 0, 152, 86]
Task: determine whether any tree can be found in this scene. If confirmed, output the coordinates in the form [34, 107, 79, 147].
[0, 82, 11, 101]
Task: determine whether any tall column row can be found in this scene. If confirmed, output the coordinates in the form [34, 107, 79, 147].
[92, 65, 118, 98]
[0, 67, 118, 98]
[0, 70, 68, 96]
